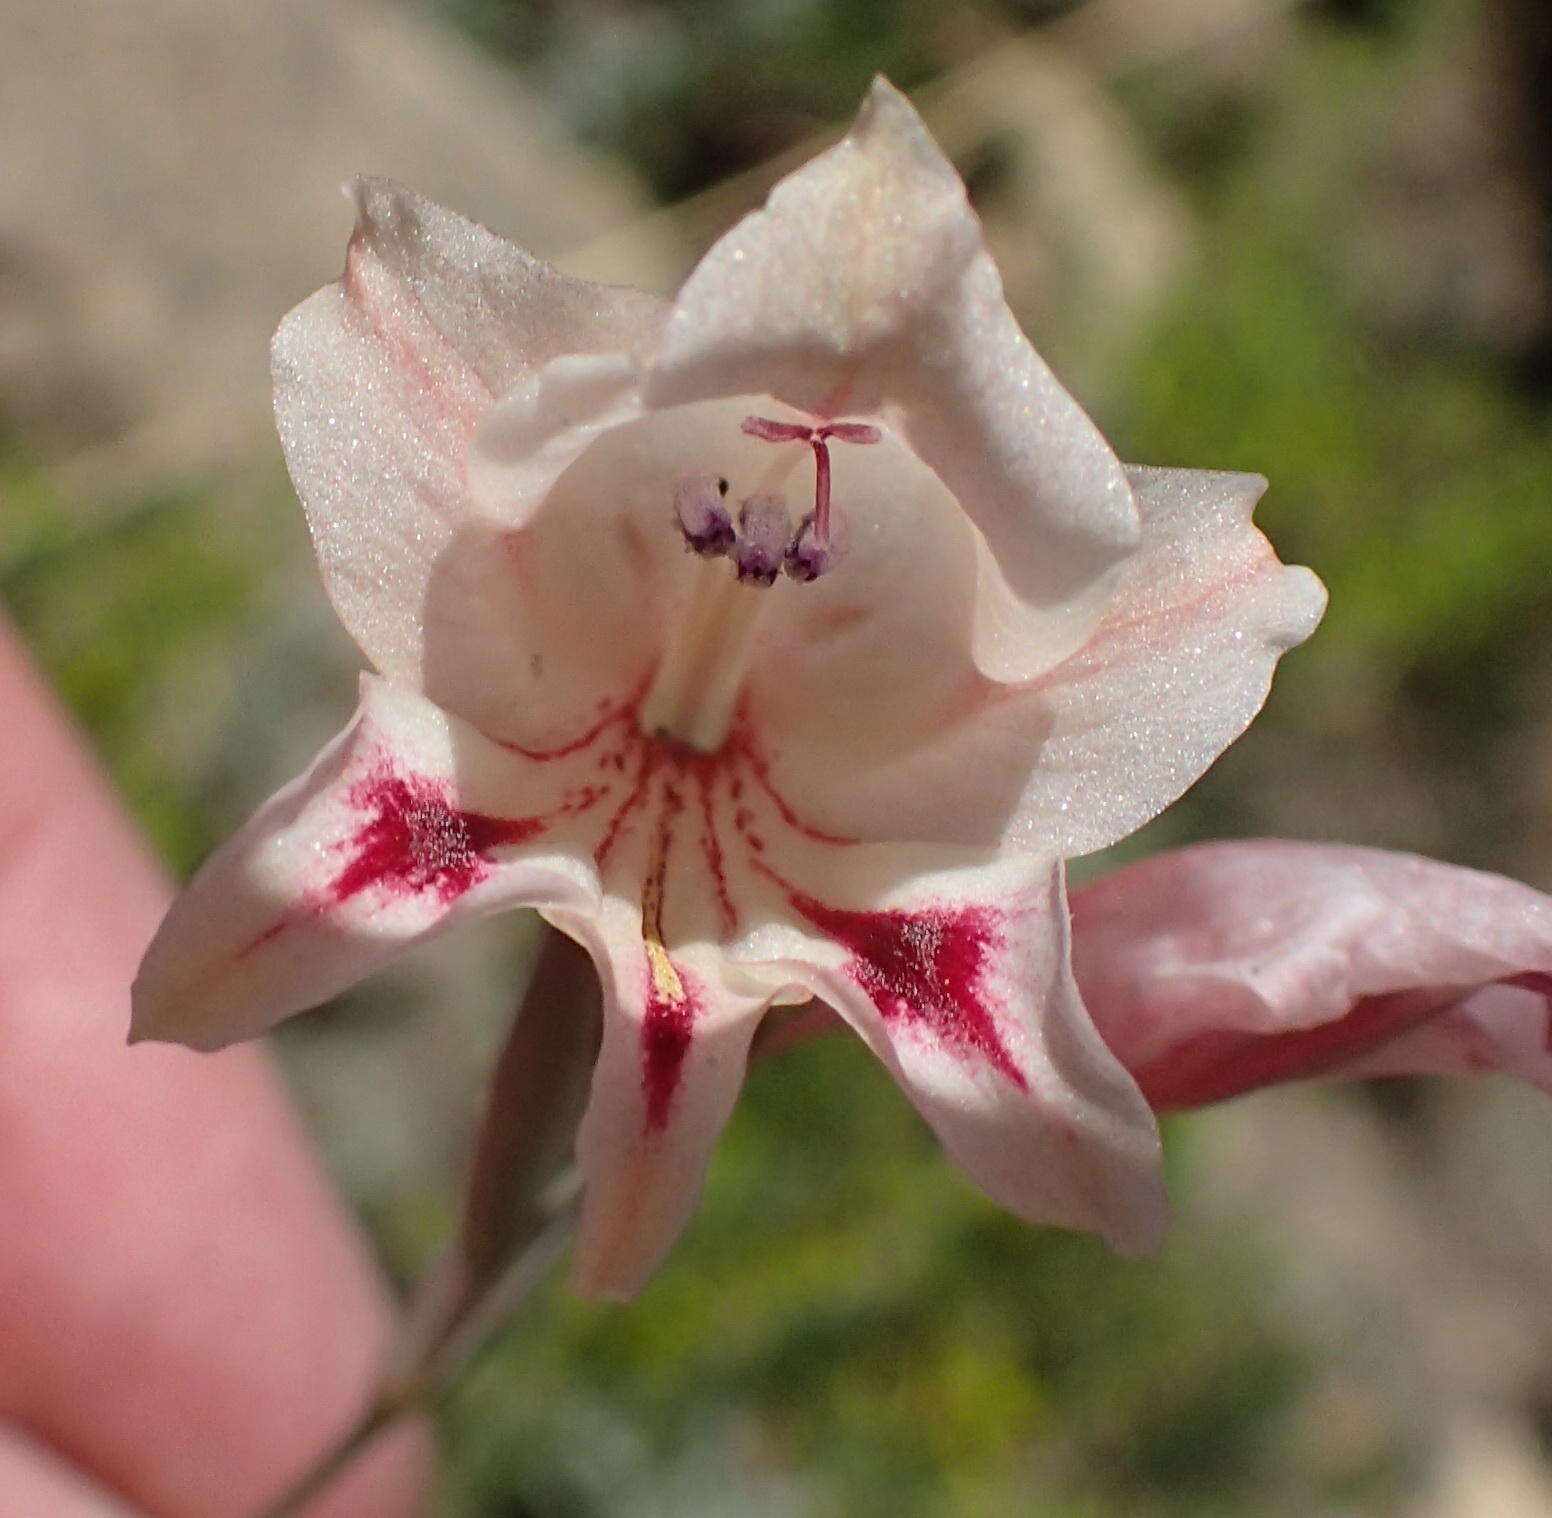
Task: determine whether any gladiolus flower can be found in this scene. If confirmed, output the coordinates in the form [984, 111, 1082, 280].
[132, 81, 1323, 1298]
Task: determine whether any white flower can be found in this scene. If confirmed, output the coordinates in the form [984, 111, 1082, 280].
[132, 81, 1324, 1298]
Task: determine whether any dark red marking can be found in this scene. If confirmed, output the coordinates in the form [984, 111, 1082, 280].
[639, 773, 697, 1130]
[1507, 970, 1552, 1000]
[329, 773, 545, 907]
[642, 975, 696, 1131]
[784, 887, 1026, 1089]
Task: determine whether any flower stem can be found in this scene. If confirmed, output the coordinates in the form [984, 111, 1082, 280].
[249, 923, 598, 1518]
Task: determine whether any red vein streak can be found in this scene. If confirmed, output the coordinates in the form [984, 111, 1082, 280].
[693, 763, 738, 935]
[594, 742, 661, 869]
[731, 724, 856, 847]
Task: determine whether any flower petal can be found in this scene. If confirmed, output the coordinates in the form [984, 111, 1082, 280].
[131, 679, 595, 1050]
[1069, 841, 1552, 1109]
[273, 178, 663, 703]
[560, 903, 772, 1300]
[742, 850, 1166, 1254]
[761, 465, 1323, 853]
[645, 77, 1140, 680]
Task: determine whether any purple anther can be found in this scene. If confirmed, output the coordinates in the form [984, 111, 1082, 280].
[731, 493, 792, 587]
[673, 471, 735, 557]
[784, 514, 835, 582]
[741, 415, 814, 444]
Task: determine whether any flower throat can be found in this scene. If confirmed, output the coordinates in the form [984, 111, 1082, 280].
[640, 414, 879, 752]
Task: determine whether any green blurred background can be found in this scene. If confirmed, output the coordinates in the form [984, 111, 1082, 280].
[5, 0, 1552, 1512]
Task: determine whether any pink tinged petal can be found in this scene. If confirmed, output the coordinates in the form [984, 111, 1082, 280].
[132, 678, 596, 1051]
[1006, 466, 1324, 855]
[1069, 841, 1552, 1110]
[758, 465, 1323, 852]
[273, 177, 663, 700]
[1345, 977, 1552, 1091]
[644, 77, 1141, 681]
[561, 907, 771, 1300]
[766, 855, 1166, 1254]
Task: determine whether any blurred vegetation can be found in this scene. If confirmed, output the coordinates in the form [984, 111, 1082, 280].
[6, 0, 1552, 1513]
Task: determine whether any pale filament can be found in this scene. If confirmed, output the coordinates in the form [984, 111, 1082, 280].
[643, 413, 881, 752]
[639, 558, 770, 753]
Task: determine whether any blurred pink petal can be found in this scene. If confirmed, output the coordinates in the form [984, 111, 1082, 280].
[1070, 841, 1552, 1110]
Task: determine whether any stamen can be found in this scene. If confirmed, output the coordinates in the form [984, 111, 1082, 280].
[731, 493, 791, 587]
[741, 414, 882, 582]
[673, 471, 734, 557]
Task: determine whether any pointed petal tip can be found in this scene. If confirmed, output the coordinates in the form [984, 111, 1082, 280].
[849, 75, 946, 168]
[860, 73, 911, 114]
[127, 978, 229, 1054]
[343, 174, 414, 250]
[126, 975, 171, 1048]
[344, 172, 400, 216]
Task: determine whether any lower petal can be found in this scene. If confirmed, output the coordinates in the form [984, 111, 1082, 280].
[752, 851, 1167, 1255]
[560, 903, 773, 1300]
[132, 680, 595, 1050]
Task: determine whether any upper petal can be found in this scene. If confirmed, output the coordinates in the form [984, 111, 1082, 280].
[645, 78, 1140, 681]
[273, 178, 664, 699]
[760, 465, 1324, 854]
[131, 678, 597, 1050]
[1070, 840, 1552, 1108]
